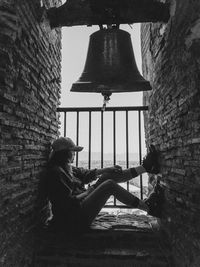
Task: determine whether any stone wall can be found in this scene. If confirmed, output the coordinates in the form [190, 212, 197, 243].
[0, 0, 61, 265]
[141, 0, 200, 266]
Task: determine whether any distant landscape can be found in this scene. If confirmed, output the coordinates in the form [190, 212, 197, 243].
[78, 151, 143, 162]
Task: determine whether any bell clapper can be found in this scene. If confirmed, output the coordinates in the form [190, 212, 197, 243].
[102, 93, 111, 111]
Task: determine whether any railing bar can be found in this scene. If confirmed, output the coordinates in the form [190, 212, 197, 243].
[138, 110, 143, 200]
[113, 111, 116, 165]
[76, 111, 79, 167]
[126, 111, 129, 167]
[113, 111, 116, 206]
[64, 112, 67, 137]
[88, 111, 92, 169]
[57, 106, 147, 208]
[57, 106, 148, 112]
[101, 110, 104, 168]
[126, 110, 129, 191]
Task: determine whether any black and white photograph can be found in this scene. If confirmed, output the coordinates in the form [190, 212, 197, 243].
[0, 0, 200, 266]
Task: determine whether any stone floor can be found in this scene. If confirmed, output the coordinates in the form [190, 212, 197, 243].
[33, 210, 173, 267]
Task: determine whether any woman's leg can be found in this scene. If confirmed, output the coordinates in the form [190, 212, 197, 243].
[93, 145, 160, 185]
[93, 166, 148, 186]
[92, 168, 137, 186]
[81, 179, 148, 226]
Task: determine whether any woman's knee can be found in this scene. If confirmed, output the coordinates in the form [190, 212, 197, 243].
[102, 179, 117, 189]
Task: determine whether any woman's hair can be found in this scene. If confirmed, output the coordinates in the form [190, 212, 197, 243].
[48, 149, 73, 167]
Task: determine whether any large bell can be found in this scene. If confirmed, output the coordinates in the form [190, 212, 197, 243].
[70, 28, 152, 96]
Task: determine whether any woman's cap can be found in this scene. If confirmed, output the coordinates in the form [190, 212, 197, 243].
[52, 137, 83, 152]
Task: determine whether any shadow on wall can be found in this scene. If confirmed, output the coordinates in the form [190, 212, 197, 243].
[35, 170, 52, 228]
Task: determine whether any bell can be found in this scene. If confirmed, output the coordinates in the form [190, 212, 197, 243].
[70, 28, 152, 97]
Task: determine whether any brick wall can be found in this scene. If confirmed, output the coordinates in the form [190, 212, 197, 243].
[0, 0, 61, 265]
[141, 0, 200, 266]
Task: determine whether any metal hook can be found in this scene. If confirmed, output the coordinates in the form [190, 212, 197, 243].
[101, 94, 111, 111]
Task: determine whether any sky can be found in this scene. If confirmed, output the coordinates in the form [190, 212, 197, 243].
[60, 23, 146, 155]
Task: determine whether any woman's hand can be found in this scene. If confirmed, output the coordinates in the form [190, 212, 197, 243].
[96, 165, 122, 177]
[75, 186, 95, 200]
[103, 165, 122, 174]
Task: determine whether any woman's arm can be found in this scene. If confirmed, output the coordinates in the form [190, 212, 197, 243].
[75, 186, 95, 200]
[94, 168, 137, 184]
[96, 165, 122, 176]
[72, 165, 122, 185]
[48, 166, 81, 208]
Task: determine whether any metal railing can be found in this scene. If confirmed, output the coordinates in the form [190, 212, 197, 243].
[57, 106, 148, 207]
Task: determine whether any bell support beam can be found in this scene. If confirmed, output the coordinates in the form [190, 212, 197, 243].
[46, 0, 170, 28]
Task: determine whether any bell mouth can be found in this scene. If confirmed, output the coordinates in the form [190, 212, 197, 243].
[71, 80, 151, 94]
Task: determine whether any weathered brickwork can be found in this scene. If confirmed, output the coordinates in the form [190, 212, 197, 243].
[0, 0, 61, 265]
[141, 0, 200, 266]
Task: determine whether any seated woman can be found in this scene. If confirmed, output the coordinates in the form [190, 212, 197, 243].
[46, 136, 162, 232]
